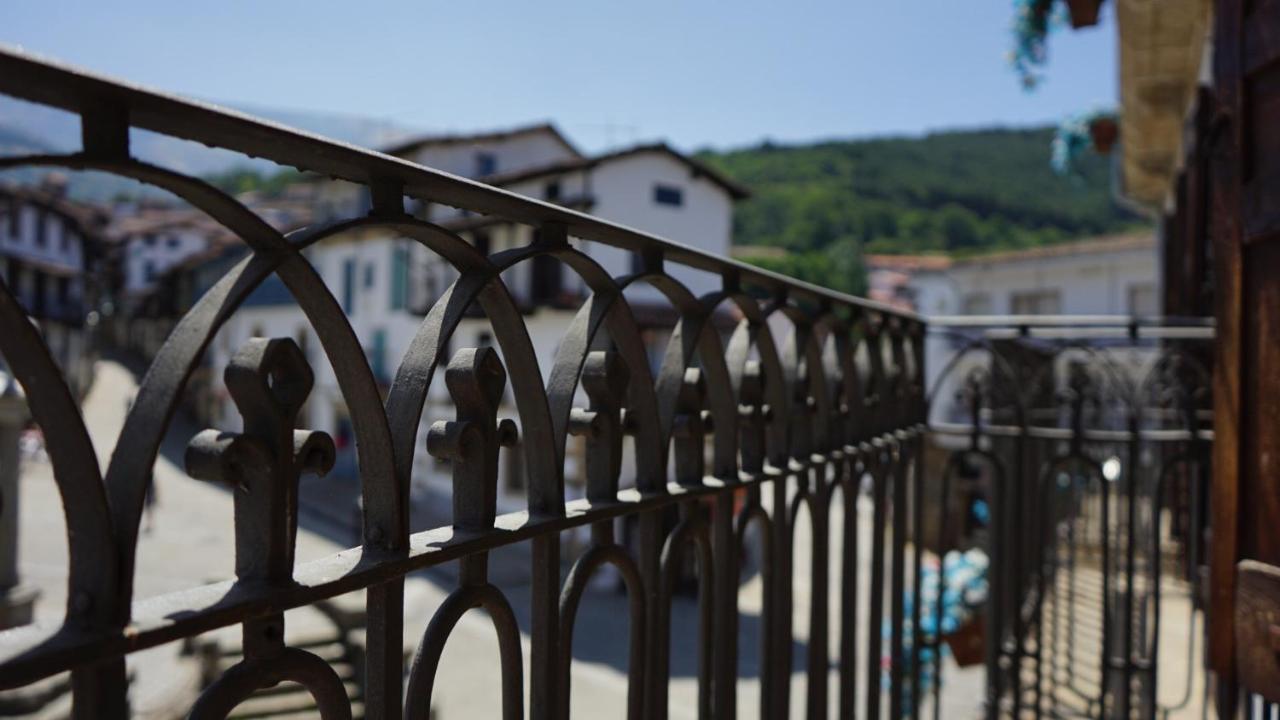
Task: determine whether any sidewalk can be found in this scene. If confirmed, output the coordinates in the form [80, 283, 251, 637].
[16, 359, 644, 718]
[15, 358, 992, 718]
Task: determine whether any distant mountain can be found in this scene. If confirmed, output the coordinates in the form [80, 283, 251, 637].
[0, 95, 424, 200]
[0, 120, 52, 155]
[697, 126, 1147, 294]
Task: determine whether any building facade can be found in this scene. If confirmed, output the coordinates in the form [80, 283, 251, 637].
[0, 179, 106, 396]
[199, 124, 746, 525]
[867, 232, 1160, 423]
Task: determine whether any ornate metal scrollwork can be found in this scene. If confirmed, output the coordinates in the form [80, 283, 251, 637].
[184, 337, 348, 720]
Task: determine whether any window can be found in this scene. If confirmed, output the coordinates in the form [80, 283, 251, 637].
[473, 232, 491, 257]
[143, 234, 156, 248]
[653, 184, 683, 207]
[390, 244, 410, 311]
[364, 262, 375, 289]
[7, 201, 17, 237]
[1010, 289, 1062, 315]
[60, 226, 71, 252]
[33, 209, 46, 246]
[476, 331, 493, 348]
[166, 235, 180, 249]
[961, 293, 992, 315]
[369, 329, 387, 382]
[474, 152, 497, 177]
[342, 259, 356, 314]
[1127, 283, 1158, 316]
[544, 181, 561, 202]
[143, 260, 157, 282]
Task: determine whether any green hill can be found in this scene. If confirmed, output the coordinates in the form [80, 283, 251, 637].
[698, 126, 1147, 295]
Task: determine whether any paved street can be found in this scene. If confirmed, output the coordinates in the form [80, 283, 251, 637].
[14, 358, 991, 718]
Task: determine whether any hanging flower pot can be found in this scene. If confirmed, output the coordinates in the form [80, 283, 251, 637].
[1065, 0, 1103, 28]
[1090, 116, 1119, 154]
[943, 611, 987, 667]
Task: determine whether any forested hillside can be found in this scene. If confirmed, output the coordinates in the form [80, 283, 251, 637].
[699, 126, 1147, 294]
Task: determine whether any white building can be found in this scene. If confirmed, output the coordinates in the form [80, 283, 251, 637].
[0, 179, 106, 396]
[866, 232, 1160, 422]
[881, 232, 1159, 320]
[206, 123, 747, 520]
[112, 211, 215, 300]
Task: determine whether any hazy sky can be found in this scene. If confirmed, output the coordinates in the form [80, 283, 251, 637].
[2, 1, 1117, 153]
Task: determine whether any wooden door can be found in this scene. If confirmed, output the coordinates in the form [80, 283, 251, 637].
[1208, 0, 1280, 709]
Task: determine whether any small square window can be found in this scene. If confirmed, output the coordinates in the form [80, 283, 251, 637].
[166, 236, 180, 249]
[1010, 289, 1062, 315]
[544, 182, 561, 202]
[475, 152, 497, 177]
[1127, 283, 1158, 316]
[653, 184, 683, 207]
[961, 293, 992, 315]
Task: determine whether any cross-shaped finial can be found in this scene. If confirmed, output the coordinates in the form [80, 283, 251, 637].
[185, 337, 334, 586]
[567, 350, 629, 503]
[425, 347, 518, 586]
[672, 367, 710, 486]
[738, 361, 770, 474]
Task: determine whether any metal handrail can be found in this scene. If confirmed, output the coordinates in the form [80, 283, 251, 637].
[0, 43, 914, 322]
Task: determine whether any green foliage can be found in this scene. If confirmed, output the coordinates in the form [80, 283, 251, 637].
[744, 236, 868, 298]
[204, 167, 305, 198]
[700, 126, 1147, 291]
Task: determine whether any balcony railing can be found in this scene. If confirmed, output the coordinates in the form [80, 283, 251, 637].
[924, 316, 1214, 718]
[0, 45, 1214, 720]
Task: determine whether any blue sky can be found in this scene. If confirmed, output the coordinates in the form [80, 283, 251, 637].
[2, 1, 1117, 153]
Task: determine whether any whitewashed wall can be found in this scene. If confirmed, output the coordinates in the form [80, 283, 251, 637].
[123, 227, 208, 295]
[583, 151, 732, 304]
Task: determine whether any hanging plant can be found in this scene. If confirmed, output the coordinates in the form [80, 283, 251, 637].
[1089, 115, 1119, 153]
[1010, 0, 1104, 88]
[1009, 0, 1064, 90]
[1065, 0, 1104, 28]
[1052, 109, 1119, 175]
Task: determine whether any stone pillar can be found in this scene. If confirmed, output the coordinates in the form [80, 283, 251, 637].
[0, 370, 36, 629]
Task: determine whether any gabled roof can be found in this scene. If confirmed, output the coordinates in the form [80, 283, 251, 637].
[864, 233, 1155, 273]
[949, 232, 1154, 267]
[0, 180, 109, 235]
[479, 143, 751, 201]
[865, 254, 953, 272]
[380, 122, 583, 160]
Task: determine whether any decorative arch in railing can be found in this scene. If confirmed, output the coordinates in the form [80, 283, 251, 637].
[0, 45, 941, 720]
[922, 319, 1215, 719]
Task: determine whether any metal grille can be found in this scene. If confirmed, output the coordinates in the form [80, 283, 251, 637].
[0, 46, 930, 719]
[925, 318, 1215, 718]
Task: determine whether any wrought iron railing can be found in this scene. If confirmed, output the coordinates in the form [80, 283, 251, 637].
[0, 46, 933, 720]
[924, 317, 1214, 719]
[0, 46, 1221, 720]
